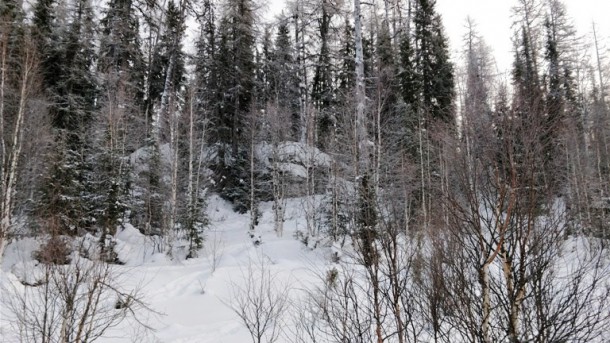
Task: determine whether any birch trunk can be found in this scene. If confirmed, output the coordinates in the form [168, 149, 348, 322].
[272, 146, 286, 237]
[294, 0, 308, 144]
[480, 262, 491, 343]
[354, 0, 368, 174]
[501, 253, 527, 342]
[250, 115, 257, 232]
[1, 41, 35, 260]
[168, 97, 179, 240]
[0, 32, 8, 259]
[418, 116, 427, 227]
[154, 53, 176, 142]
[187, 89, 195, 226]
[154, 0, 185, 144]
[593, 23, 605, 100]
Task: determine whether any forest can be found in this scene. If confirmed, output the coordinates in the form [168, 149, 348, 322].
[1, 0, 610, 341]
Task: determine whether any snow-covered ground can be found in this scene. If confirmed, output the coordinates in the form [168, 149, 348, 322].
[0, 195, 332, 343]
[2, 192, 608, 342]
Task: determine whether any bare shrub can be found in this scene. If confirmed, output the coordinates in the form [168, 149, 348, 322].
[33, 235, 72, 265]
[226, 255, 289, 343]
[3, 252, 153, 342]
[205, 228, 224, 273]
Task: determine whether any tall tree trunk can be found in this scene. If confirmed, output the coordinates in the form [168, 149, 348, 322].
[480, 261, 491, 343]
[168, 95, 179, 249]
[249, 112, 257, 233]
[418, 116, 427, 227]
[294, 0, 308, 144]
[593, 23, 605, 100]
[0, 32, 8, 259]
[1, 41, 35, 260]
[354, 0, 368, 175]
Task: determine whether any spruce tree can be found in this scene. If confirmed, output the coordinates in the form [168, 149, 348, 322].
[208, 0, 257, 213]
[397, 32, 419, 158]
[272, 21, 300, 139]
[99, 0, 146, 118]
[149, 0, 186, 142]
[398, 0, 454, 227]
[542, 0, 577, 194]
[374, 20, 402, 156]
[337, 17, 355, 95]
[193, 0, 216, 117]
[36, 0, 98, 236]
[148, 1, 186, 113]
[95, 0, 145, 256]
[132, 0, 187, 236]
[311, 0, 334, 148]
[510, 26, 545, 194]
[256, 26, 273, 106]
[412, 0, 454, 124]
[31, 0, 61, 94]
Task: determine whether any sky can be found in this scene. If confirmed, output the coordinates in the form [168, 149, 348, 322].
[436, 0, 610, 75]
[263, 0, 610, 77]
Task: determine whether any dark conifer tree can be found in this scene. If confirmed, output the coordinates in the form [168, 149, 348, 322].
[31, 0, 61, 94]
[272, 21, 300, 139]
[398, 32, 417, 106]
[412, 0, 454, 124]
[398, 5, 452, 158]
[208, 0, 257, 213]
[337, 17, 355, 95]
[542, 1, 577, 194]
[95, 0, 145, 256]
[513, 27, 542, 113]
[148, 0, 186, 114]
[394, 0, 455, 228]
[99, 0, 146, 115]
[398, 31, 423, 160]
[36, 0, 98, 236]
[132, 0, 187, 235]
[194, 0, 216, 126]
[257, 26, 274, 106]
[375, 20, 402, 149]
[510, 26, 545, 192]
[311, 0, 334, 148]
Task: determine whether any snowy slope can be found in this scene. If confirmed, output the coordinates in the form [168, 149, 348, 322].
[0, 195, 332, 343]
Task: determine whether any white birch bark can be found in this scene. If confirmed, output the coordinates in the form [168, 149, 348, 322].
[271, 145, 286, 237]
[187, 91, 195, 221]
[592, 23, 606, 100]
[354, 0, 368, 174]
[168, 98, 178, 237]
[0, 41, 35, 260]
[0, 33, 7, 259]
[250, 114, 257, 232]
[154, 53, 176, 142]
[294, 0, 308, 144]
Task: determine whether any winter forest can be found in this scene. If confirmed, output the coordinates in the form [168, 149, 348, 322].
[1, 0, 610, 341]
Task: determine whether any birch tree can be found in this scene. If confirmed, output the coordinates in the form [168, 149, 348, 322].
[0, 15, 40, 259]
[182, 83, 209, 258]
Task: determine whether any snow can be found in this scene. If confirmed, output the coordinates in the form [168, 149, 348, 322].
[0, 194, 329, 343]
[256, 141, 332, 170]
[2, 191, 608, 342]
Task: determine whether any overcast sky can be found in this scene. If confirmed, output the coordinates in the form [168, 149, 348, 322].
[263, 0, 610, 77]
[436, 0, 610, 75]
